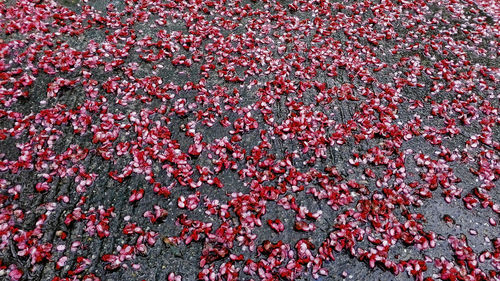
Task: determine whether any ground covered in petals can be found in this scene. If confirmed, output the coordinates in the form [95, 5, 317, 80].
[0, 0, 499, 280]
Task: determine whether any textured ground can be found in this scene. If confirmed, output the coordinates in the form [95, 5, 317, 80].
[0, 0, 499, 280]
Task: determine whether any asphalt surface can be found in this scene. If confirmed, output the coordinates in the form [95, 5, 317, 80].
[0, 0, 498, 280]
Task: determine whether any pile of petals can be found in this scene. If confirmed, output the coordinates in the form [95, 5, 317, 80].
[0, 0, 499, 280]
